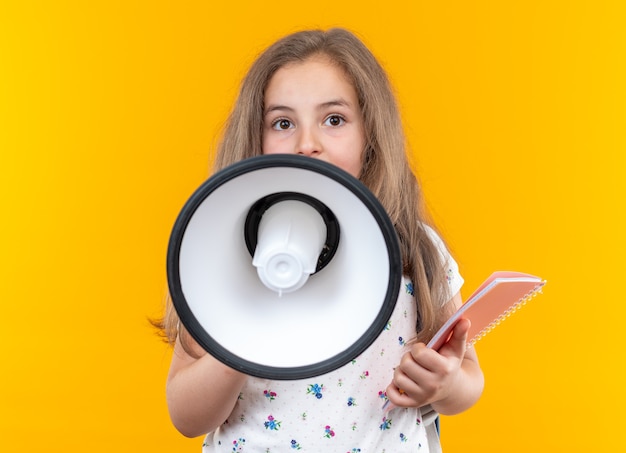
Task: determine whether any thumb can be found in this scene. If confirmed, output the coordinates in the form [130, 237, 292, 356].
[439, 318, 470, 359]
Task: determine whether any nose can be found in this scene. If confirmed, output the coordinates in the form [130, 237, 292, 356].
[295, 127, 322, 156]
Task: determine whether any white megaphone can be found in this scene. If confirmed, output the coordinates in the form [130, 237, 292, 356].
[167, 154, 401, 380]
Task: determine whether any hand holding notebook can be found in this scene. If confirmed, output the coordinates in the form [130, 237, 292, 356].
[382, 271, 546, 411]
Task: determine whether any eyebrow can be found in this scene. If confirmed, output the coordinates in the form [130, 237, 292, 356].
[264, 98, 353, 116]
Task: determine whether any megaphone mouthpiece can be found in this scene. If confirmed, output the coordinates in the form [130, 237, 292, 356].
[252, 199, 327, 294]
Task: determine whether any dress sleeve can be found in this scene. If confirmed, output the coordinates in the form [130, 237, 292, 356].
[422, 224, 464, 304]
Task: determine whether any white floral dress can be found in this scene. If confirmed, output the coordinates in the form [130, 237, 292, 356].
[202, 229, 463, 453]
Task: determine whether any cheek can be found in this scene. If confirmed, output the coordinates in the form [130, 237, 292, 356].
[261, 135, 274, 155]
[347, 158, 363, 179]
[336, 151, 364, 179]
[262, 132, 292, 155]
[345, 137, 366, 178]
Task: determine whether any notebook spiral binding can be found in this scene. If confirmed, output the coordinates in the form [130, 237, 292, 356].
[468, 283, 545, 346]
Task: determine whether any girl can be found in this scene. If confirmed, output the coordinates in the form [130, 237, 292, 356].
[158, 28, 484, 452]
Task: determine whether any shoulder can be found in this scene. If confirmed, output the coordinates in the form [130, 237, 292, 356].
[421, 223, 445, 251]
[421, 223, 464, 298]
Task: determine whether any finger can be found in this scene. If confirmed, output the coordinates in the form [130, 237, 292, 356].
[407, 341, 428, 362]
[391, 364, 433, 404]
[385, 382, 419, 408]
[385, 382, 403, 400]
[439, 317, 470, 359]
[406, 342, 444, 373]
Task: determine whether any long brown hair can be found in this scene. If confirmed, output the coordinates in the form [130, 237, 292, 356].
[156, 28, 453, 348]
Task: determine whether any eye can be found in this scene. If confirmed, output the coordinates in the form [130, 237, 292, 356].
[271, 118, 293, 130]
[324, 115, 345, 127]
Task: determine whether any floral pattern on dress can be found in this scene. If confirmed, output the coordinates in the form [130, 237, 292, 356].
[379, 416, 392, 431]
[264, 415, 281, 431]
[202, 236, 465, 453]
[263, 390, 277, 402]
[306, 383, 324, 399]
[231, 438, 245, 452]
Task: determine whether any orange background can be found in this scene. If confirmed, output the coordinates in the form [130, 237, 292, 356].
[1, 1, 624, 451]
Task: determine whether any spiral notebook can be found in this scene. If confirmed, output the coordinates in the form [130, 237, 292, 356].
[427, 271, 546, 351]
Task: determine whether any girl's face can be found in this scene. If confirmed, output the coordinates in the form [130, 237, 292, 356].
[262, 57, 366, 179]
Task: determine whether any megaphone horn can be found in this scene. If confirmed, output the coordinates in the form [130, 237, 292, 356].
[167, 154, 401, 380]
